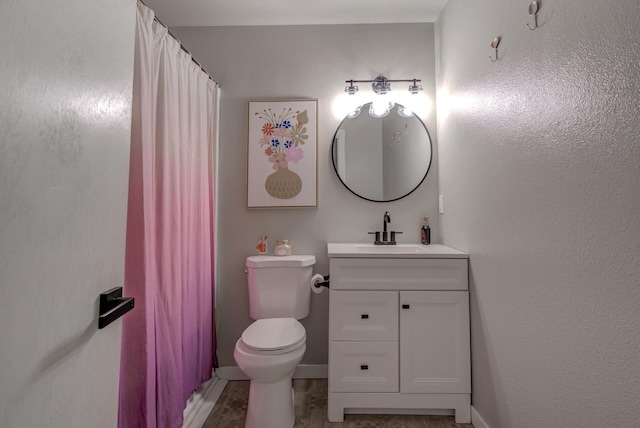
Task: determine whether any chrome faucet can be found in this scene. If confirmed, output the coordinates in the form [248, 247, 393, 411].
[369, 211, 402, 245]
[382, 211, 391, 242]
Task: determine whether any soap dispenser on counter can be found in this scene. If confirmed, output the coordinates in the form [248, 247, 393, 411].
[420, 216, 431, 245]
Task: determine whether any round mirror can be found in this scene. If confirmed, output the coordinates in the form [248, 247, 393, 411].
[331, 102, 432, 202]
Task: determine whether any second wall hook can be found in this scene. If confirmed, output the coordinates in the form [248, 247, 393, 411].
[489, 37, 501, 62]
[527, 1, 539, 30]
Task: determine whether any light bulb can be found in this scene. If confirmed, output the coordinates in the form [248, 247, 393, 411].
[369, 100, 393, 118]
[397, 105, 414, 117]
[347, 106, 361, 118]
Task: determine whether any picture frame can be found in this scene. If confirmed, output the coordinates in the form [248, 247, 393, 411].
[247, 99, 318, 208]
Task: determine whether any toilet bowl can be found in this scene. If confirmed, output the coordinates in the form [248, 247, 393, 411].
[234, 255, 316, 428]
[233, 317, 306, 428]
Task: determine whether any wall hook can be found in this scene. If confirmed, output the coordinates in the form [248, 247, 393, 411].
[489, 37, 501, 62]
[527, 1, 539, 30]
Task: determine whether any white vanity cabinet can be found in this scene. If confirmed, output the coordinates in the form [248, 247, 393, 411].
[327, 244, 470, 423]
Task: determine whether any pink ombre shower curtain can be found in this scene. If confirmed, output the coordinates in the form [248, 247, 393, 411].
[119, 3, 219, 427]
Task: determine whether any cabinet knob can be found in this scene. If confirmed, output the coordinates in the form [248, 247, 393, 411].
[361, 314, 369, 319]
[360, 364, 369, 370]
[402, 304, 410, 309]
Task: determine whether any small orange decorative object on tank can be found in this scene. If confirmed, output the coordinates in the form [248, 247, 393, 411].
[256, 235, 268, 255]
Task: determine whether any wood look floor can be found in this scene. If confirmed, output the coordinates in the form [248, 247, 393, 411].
[203, 379, 474, 427]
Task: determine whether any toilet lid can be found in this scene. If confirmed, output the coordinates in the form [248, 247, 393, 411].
[246, 255, 316, 268]
[241, 318, 306, 352]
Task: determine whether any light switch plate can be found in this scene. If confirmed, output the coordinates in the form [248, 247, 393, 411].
[439, 194, 444, 214]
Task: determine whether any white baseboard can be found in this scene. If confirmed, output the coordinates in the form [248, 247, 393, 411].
[345, 408, 453, 416]
[215, 364, 328, 380]
[294, 364, 328, 379]
[182, 375, 228, 428]
[471, 406, 491, 428]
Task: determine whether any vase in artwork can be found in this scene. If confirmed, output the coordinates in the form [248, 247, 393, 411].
[265, 167, 302, 199]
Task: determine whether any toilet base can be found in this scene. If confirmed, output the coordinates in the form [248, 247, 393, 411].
[245, 377, 295, 428]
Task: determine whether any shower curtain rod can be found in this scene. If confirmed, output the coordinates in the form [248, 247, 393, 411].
[138, 0, 219, 86]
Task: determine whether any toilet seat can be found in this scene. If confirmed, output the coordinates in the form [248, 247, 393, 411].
[240, 318, 306, 355]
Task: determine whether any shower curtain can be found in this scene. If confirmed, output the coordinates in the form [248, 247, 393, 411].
[119, 3, 219, 427]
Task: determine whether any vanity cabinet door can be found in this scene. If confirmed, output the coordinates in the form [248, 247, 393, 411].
[399, 291, 470, 394]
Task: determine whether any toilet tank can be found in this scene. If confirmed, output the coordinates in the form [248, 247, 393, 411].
[245, 255, 316, 320]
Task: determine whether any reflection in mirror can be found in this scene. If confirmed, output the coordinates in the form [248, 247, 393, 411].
[332, 102, 432, 202]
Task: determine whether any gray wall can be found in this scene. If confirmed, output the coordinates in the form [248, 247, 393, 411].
[172, 24, 440, 366]
[436, 1, 640, 427]
[0, 0, 135, 426]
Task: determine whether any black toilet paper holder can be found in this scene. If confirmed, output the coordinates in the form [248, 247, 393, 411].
[316, 274, 330, 288]
[98, 287, 135, 329]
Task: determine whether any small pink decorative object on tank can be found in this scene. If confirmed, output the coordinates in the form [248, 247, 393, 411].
[274, 240, 292, 256]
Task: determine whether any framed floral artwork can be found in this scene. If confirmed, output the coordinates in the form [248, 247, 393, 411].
[247, 99, 318, 208]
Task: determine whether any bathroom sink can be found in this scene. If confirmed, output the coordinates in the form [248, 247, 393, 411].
[354, 244, 428, 253]
[327, 243, 467, 259]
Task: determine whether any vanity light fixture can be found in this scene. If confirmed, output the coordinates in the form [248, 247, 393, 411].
[344, 74, 423, 118]
[408, 79, 423, 95]
[344, 80, 358, 96]
[344, 75, 423, 96]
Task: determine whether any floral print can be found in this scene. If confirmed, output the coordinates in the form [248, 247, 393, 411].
[285, 146, 303, 163]
[254, 107, 309, 170]
[274, 127, 291, 139]
[262, 123, 275, 136]
[269, 153, 288, 170]
[259, 135, 271, 147]
[289, 123, 308, 147]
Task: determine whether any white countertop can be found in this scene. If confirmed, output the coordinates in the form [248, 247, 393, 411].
[327, 243, 468, 259]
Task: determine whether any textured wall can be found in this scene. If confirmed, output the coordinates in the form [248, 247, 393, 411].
[0, 1, 135, 426]
[436, 1, 640, 427]
[171, 24, 439, 366]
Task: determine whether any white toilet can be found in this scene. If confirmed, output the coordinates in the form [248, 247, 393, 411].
[233, 255, 316, 428]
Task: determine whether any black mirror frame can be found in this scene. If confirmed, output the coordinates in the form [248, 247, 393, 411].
[330, 103, 433, 203]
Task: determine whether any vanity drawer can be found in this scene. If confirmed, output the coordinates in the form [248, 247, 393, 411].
[330, 291, 398, 341]
[329, 341, 399, 393]
[330, 258, 468, 291]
